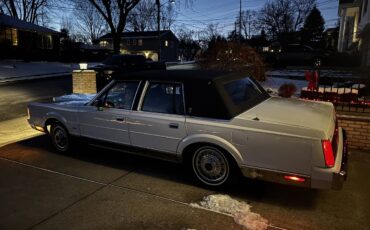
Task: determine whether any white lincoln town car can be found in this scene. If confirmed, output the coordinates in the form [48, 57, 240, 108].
[27, 70, 348, 189]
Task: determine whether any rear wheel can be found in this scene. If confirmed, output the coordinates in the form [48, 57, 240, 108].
[191, 146, 231, 187]
[50, 123, 71, 153]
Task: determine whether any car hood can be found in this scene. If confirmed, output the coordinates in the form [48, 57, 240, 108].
[237, 97, 335, 138]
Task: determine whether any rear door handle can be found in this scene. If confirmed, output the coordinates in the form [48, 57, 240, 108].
[169, 123, 179, 129]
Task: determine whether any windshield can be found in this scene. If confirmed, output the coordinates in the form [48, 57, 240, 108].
[223, 77, 269, 112]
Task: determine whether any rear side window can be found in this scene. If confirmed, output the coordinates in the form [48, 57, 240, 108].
[223, 77, 269, 111]
[141, 82, 184, 115]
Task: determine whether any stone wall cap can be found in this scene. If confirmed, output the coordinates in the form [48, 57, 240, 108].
[337, 114, 370, 122]
[72, 70, 96, 73]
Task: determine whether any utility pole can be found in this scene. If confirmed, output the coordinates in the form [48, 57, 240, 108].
[156, 0, 161, 61]
[239, 0, 242, 43]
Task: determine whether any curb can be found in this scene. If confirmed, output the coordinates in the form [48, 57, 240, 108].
[0, 72, 71, 84]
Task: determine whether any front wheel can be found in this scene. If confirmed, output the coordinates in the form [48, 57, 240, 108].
[191, 146, 231, 187]
[50, 123, 71, 153]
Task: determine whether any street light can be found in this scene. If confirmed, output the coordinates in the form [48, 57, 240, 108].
[156, 0, 175, 61]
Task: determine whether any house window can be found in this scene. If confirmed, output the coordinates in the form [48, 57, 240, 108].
[11, 29, 18, 46]
[37, 34, 53, 49]
[132, 39, 137, 45]
[1, 28, 18, 46]
[165, 40, 169, 47]
[127, 39, 131, 45]
[138, 39, 143, 46]
[100, 40, 108, 47]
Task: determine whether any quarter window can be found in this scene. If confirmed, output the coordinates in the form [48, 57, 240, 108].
[141, 82, 184, 115]
[95, 81, 139, 110]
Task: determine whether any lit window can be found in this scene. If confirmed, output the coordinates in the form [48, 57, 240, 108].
[11, 29, 18, 46]
[138, 39, 143, 46]
[100, 41, 108, 47]
[165, 40, 169, 47]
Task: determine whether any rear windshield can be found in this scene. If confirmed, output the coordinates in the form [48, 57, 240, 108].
[223, 77, 269, 111]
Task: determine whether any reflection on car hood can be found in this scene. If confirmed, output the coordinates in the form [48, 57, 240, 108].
[238, 97, 335, 135]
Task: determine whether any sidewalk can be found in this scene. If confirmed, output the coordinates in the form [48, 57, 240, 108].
[0, 61, 99, 83]
[0, 116, 41, 147]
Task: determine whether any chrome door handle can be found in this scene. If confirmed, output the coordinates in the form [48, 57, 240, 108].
[115, 117, 125, 122]
[169, 123, 179, 129]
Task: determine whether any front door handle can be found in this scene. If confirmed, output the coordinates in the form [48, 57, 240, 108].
[169, 123, 179, 129]
[115, 117, 125, 122]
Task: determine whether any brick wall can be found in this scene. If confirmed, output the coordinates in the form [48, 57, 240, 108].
[72, 70, 97, 94]
[338, 115, 370, 150]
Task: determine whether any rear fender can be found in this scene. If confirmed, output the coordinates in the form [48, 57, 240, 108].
[177, 134, 244, 165]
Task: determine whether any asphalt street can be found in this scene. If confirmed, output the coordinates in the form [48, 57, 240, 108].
[0, 76, 72, 121]
[0, 135, 369, 230]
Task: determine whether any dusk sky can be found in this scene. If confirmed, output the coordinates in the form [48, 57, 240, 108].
[52, 0, 340, 35]
[174, 0, 339, 33]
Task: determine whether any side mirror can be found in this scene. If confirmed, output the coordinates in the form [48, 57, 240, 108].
[94, 99, 104, 111]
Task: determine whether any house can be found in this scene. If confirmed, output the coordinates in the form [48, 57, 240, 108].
[0, 14, 60, 60]
[338, 0, 370, 66]
[97, 30, 179, 62]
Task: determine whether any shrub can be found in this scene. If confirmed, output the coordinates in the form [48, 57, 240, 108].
[198, 41, 266, 81]
[278, 83, 297, 98]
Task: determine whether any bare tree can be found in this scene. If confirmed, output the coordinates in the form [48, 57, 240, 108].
[258, 0, 294, 39]
[236, 10, 258, 39]
[127, 0, 177, 32]
[127, 0, 156, 31]
[292, 0, 316, 31]
[74, 1, 107, 43]
[86, 0, 140, 53]
[160, 2, 177, 30]
[258, 0, 316, 38]
[1, 0, 51, 24]
[176, 27, 199, 60]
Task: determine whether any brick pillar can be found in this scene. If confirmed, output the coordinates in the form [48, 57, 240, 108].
[72, 70, 97, 94]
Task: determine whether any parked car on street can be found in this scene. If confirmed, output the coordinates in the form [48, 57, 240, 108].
[90, 54, 166, 90]
[274, 44, 330, 66]
[27, 70, 348, 189]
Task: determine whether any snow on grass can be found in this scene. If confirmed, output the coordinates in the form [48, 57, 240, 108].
[190, 194, 268, 230]
[259, 77, 307, 97]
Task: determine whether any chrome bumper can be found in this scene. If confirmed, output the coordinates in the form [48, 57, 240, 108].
[332, 129, 348, 190]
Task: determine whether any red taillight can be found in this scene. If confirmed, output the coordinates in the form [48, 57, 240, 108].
[284, 175, 305, 182]
[322, 140, 335, 167]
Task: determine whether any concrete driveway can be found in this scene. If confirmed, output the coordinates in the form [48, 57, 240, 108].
[0, 135, 369, 230]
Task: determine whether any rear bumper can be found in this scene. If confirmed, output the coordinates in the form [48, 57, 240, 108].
[332, 129, 348, 190]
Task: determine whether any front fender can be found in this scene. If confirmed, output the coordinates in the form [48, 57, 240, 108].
[44, 112, 68, 129]
[177, 134, 244, 165]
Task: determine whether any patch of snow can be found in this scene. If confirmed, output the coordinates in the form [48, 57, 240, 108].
[190, 194, 268, 230]
[167, 63, 198, 70]
[53, 93, 96, 103]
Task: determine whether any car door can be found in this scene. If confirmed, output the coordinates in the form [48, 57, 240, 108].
[79, 81, 141, 145]
[127, 81, 187, 154]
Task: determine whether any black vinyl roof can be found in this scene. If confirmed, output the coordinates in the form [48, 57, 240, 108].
[117, 69, 240, 82]
[116, 70, 269, 120]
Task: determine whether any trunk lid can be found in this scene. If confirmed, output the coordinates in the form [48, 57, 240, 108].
[238, 97, 336, 139]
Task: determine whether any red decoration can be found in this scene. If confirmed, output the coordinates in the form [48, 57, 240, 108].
[305, 70, 318, 90]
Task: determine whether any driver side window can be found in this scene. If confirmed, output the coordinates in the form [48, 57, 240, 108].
[94, 81, 139, 110]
